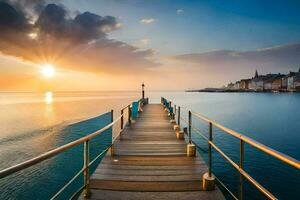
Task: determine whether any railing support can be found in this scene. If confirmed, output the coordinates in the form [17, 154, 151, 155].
[239, 140, 244, 200]
[188, 111, 192, 144]
[83, 140, 90, 197]
[209, 121, 212, 177]
[203, 121, 215, 191]
[178, 106, 181, 126]
[121, 109, 124, 130]
[187, 111, 196, 157]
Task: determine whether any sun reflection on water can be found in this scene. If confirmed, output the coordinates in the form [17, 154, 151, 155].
[44, 91, 53, 104]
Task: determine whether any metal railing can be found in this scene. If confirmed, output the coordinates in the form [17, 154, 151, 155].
[0, 101, 139, 200]
[161, 97, 300, 200]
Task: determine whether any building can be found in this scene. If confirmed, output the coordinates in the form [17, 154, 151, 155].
[263, 75, 284, 91]
[287, 72, 297, 90]
[250, 74, 279, 91]
[234, 81, 240, 89]
[249, 76, 264, 91]
[281, 76, 288, 90]
[240, 79, 251, 89]
[225, 68, 300, 92]
[227, 82, 234, 89]
[294, 76, 300, 91]
[286, 69, 300, 91]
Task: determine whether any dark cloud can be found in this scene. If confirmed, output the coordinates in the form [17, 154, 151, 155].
[0, 2, 30, 31]
[35, 4, 119, 42]
[35, 4, 69, 37]
[0, 1, 157, 73]
[3, 0, 55, 16]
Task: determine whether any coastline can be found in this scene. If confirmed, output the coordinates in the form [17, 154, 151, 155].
[186, 88, 300, 93]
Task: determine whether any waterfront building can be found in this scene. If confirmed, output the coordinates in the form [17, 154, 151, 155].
[240, 79, 251, 89]
[286, 69, 300, 91]
[250, 74, 279, 91]
[287, 72, 296, 91]
[281, 76, 288, 90]
[263, 74, 284, 91]
[227, 82, 234, 89]
[249, 76, 264, 91]
[294, 76, 300, 91]
[227, 68, 300, 92]
[234, 81, 240, 89]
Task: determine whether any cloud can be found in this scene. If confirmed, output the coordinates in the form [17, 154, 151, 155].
[140, 18, 155, 24]
[0, 2, 158, 74]
[176, 9, 184, 14]
[35, 4, 119, 42]
[174, 44, 300, 68]
[172, 43, 300, 86]
[4, 0, 48, 13]
[140, 38, 150, 46]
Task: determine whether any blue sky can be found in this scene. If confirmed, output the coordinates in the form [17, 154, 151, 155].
[61, 0, 300, 55]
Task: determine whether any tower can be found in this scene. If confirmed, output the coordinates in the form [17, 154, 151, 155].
[255, 69, 258, 78]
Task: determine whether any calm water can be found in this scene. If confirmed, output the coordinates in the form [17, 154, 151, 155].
[0, 91, 299, 199]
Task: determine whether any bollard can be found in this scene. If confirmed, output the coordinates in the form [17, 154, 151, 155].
[174, 125, 180, 131]
[202, 172, 215, 191]
[176, 130, 184, 140]
[187, 143, 196, 157]
[170, 115, 176, 123]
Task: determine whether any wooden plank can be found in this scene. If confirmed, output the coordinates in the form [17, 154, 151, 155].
[93, 168, 206, 176]
[90, 180, 203, 191]
[82, 189, 225, 200]
[91, 174, 203, 182]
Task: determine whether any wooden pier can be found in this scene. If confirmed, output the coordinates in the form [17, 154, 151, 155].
[84, 104, 225, 200]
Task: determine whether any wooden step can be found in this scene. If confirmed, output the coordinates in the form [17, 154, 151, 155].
[90, 180, 203, 191]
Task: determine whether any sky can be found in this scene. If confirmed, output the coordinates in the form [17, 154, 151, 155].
[0, 0, 300, 91]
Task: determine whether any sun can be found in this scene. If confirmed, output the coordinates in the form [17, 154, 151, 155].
[41, 64, 55, 78]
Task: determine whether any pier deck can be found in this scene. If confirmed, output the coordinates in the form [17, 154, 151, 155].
[85, 104, 224, 200]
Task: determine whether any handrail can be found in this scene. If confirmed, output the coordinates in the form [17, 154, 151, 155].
[191, 111, 300, 169]
[0, 114, 123, 179]
[0, 98, 146, 200]
[210, 141, 277, 199]
[214, 176, 239, 200]
[161, 97, 300, 200]
[51, 146, 111, 200]
[121, 104, 131, 111]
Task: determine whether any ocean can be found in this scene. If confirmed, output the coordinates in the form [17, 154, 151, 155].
[0, 91, 299, 199]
